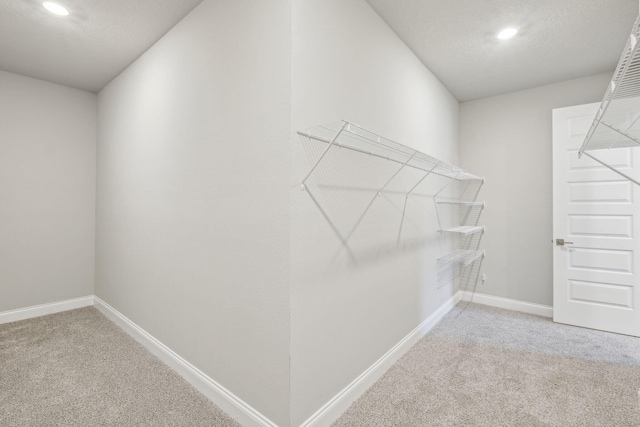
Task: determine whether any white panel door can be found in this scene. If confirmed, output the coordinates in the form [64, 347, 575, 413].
[552, 103, 640, 337]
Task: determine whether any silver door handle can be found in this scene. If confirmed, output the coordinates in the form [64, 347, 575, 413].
[556, 238, 574, 246]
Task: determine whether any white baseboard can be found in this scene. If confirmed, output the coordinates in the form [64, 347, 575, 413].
[300, 292, 461, 427]
[301, 291, 552, 426]
[4, 291, 549, 427]
[0, 295, 94, 324]
[93, 297, 277, 427]
[458, 291, 553, 318]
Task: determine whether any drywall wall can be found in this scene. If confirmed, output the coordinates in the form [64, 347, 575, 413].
[95, 0, 291, 425]
[291, 0, 460, 424]
[0, 70, 96, 312]
[459, 72, 612, 306]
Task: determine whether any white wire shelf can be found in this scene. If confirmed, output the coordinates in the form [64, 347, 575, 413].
[437, 250, 485, 268]
[580, 15, 640, 155]
[436, 201, 485, 207]
[438, 226, 484, 236]
[298, 120, 484, 181]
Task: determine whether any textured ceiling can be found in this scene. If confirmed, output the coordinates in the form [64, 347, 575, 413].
[0, 0, 203, 93]
[366, 0, 639, 101]
[1, 1, 637, 99]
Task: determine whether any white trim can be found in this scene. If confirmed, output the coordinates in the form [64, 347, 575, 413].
[93, 297, 278, 427]
[458, 291, 553, 318]
[0, 295, 94, 324]
[3, 292, 550, 427]
[300, 292, 461, 427]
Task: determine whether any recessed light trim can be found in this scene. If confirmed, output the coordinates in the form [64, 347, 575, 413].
[497, 27, 518, 40]
[43, 2, 70, 16]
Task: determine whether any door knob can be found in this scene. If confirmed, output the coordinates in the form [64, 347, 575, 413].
[556, 238, 574, 246]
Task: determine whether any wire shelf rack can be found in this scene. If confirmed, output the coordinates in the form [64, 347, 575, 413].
[438, 226, 485, 236]
[297, 119, 485, 289]
[580, 15, 640, 155]
[433, 176, 485, 288]
[298, 121, 483, 183]
[436, 201, 485, 207]
[437, 250, 485, 268]
[436, 249, 485, 289]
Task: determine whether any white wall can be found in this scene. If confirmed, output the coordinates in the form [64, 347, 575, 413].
[0, 70, 96, 312]
[459, 72, 613, 306]
[96, 0, 291, 425]
[290, 1, 460, 424]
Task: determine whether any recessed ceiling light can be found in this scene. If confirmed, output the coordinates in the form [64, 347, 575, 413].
[43, 2, 70, 16]
[497, 27, 518, 40]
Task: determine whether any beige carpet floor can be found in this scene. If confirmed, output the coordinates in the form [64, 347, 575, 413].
[0, 307, 240, 426]
[5, 302, 640, 426]
[333, 302, 640, 426]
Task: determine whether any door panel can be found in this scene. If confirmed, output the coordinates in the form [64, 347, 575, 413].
[568, 215, 633, 238]
[568, 248, 633, 273]
[553, 102, 640, 336]
[568, 280, 633, 308]
[568, 181, 632, 203]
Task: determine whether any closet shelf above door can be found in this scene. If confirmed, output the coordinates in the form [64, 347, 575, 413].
[580, 15, 640, 155]
[298, 120, 484, 182]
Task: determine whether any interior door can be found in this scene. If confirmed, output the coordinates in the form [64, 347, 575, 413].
[552, 103, 640, 337]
